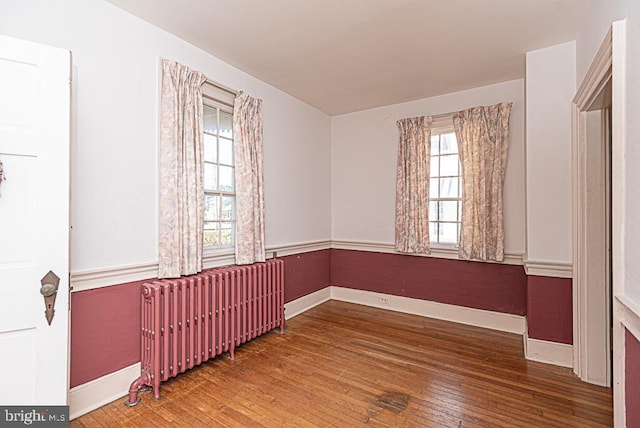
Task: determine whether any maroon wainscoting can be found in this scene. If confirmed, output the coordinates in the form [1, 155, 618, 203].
[331, 249, 526, 315]
[281, 249, 331, 303]
[70, 280, 144, 388]
[526, 276, 572, 344]
[70, 251, 332, 387]
[627, 328, 640, 428]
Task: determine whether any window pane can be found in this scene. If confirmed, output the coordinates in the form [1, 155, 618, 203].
[220, 222, 234, 246]
[440, 154, 459, 176]
[221, 195, 235, 220]
[429, 201, 438, 221]
[204, 163, 218, 190]
[441, 132, 457, 154]
[429, 178, 439, 198]
[430, 155, 439, 177]
[204, 134, 217, 163]
[219, 138, 233, 165]
[219, 165, 234, 191]
[204, 223, 220, 247]
[430, 135, 439, 156]
[204, 194, 220, 221]
[429, 222, 438, 241]
[204, 163, 217, 190]
[439, 223, 458, 244]
[441, 201, 458, 222]
[440, 177, 459, 198]
[219, 111, 233, 139]
[204, 106, 218, 134]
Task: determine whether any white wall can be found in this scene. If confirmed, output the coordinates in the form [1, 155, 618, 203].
[331, 80, 526, 255]
[576, 1, 624, 84]
[576, 0, 640, 307]
[619, 2, 640, 306]
[0, 0, 332, 272]
[525, 41, 576, 265]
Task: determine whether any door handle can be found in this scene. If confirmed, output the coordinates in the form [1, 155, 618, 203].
[40, 271, 60, 325]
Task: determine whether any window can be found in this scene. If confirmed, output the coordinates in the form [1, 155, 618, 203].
[429, 127, 462, 245]
[203, 100, 235, 249]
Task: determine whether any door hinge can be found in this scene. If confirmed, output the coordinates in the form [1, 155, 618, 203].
[68, 274, 73, 311]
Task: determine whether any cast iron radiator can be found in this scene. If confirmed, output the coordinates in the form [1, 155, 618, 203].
[126, 259, 285, 405]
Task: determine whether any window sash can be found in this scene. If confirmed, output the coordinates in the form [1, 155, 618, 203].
[430, 127, 461, 245]
[203, 98, 235, 250]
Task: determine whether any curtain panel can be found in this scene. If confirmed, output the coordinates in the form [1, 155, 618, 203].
[395, 116, 432, 254]
[158, 59, 207, 278]
[453, 102, 512, 262]
[233, 92, 266, 265]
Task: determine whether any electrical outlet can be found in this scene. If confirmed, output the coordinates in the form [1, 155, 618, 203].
[379, 296, 389, 305]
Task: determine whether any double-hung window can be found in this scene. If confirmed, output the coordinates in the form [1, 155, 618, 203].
[429, 125, 462, 245]
[202, 84, 236, 249]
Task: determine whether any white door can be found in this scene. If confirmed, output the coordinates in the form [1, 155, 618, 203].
[0, 35, 70, 405]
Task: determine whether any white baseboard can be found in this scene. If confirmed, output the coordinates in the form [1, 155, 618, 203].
[284, 287, 331, 320]
[69, 362, 140, 420]
[524, 333, 573, 368]
[70, 288, 562, 420]
[330, 286, 525, 334]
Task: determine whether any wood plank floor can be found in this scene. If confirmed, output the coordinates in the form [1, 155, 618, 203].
[72, 300, 613, 427]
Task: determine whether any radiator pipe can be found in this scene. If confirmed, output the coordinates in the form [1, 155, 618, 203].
[125, 372, 151, 407]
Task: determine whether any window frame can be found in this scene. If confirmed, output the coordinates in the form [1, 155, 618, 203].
[429, 118, 462, 248]
[202, 84, 236, 255]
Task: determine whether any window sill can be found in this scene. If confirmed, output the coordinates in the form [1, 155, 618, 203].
[429, 244, 459, 258]
[203, 247, 235, 269]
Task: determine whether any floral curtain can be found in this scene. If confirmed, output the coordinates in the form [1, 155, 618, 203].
[453, 102, 512, 262]
[158, 59, 207, 278]
[233, 92, 266, 265]
[395, 116, 432, 253]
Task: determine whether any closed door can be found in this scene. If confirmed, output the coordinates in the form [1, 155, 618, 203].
[0, 35, 71, 405]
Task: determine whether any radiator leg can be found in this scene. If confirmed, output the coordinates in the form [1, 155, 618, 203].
[229, 345, 235, 360]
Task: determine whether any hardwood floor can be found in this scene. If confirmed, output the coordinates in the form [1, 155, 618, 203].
[72, 300, 613, 427]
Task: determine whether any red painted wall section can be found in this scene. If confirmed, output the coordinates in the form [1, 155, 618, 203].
[331, 249, 526, 315]
[70, 251, 332, 387]
[281, 249, 331, 303]
[526, 275, 572, 344]
[70, 280, 143, 388]
[627, 328, 640, 428]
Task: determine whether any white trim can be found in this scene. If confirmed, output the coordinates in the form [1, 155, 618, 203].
[523, 259, 573, 278]
[267, 240, 331, 258]
[573, 23, 616, 391]
[331, 239, 524, 266]
[70, 238, 523, 293]
[69, 362, 140, 420]
[524, 332, 574, 369]
[610, 20, 627, 428]
[284, 287, 331, 320]
[70, 240, 332, 292]
[70, 262, 157, 292]
[330, 286, 525, 334]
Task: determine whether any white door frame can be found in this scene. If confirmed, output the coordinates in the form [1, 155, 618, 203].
[572, 24, 612, 387]
[572, 20, 627, 414]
